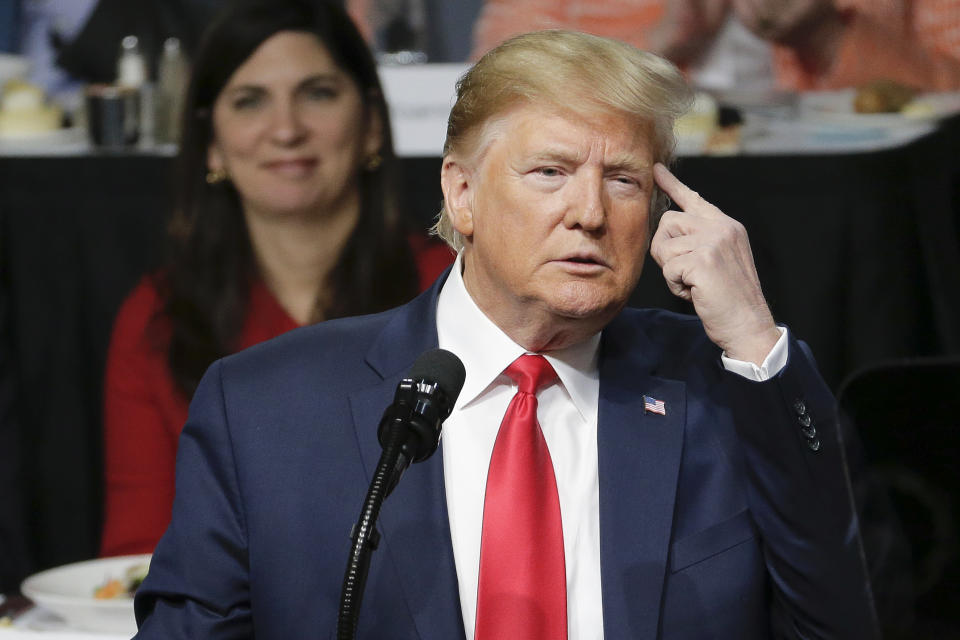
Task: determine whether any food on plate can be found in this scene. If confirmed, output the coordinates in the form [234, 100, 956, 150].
[0, 79, 63, 137]
[93, 561, 150, 599]
[853, 79, 918, 114]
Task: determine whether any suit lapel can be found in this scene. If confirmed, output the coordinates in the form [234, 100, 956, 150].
[347, 272, 466, 640]
[597, 313, 687, 639]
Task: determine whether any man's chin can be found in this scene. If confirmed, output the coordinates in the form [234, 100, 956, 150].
[546, 287, 627, 323]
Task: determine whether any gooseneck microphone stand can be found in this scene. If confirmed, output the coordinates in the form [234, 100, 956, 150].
[336, 396, 413, 640]
[337, 349, 464, 640]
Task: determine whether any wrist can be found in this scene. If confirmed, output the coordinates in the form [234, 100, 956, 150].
[723, 322, 781, 367]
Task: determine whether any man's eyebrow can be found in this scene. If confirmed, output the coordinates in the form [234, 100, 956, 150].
[528, 148, 583, 164]
[605, 157, 653, 174]
[525, 148, 652, 174]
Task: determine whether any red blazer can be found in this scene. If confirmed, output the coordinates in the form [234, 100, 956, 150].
[100, 238, 453, 557]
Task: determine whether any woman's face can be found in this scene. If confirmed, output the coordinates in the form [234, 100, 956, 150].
[208, 31, 381, 219]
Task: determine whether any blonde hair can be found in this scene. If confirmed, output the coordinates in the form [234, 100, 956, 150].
[433, 29, 692, 251]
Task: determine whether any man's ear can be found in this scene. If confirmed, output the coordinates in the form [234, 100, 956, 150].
[440, 156, 474, 237]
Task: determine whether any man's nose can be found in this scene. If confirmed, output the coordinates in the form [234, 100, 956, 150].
[269, 100, 307, 145]
[565, 175, 607, 231]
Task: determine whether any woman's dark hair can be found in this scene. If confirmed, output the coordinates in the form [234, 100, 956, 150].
[160, 0, 419, 397]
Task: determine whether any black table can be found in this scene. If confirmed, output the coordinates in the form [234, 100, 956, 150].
[2, 117, 958, 581]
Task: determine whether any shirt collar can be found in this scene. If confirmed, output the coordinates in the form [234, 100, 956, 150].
[436, 252, 600, 421]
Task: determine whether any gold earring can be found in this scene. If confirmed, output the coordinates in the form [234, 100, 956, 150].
[365, 152, 382, 171]
[206, 168, 228, 184]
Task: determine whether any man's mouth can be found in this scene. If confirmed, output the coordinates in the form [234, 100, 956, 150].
[556, 253, 608, 270]
[564, 251, 607, 265]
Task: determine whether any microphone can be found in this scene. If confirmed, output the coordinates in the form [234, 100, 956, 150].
[337, 349, 465, 640]
[375, 348, 466, 495]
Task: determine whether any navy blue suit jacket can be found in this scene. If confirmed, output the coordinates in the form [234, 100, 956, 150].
[134, 272, 877, 639]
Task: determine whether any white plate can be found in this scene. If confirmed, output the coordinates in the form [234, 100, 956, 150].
[20, 554, 151, 635]
[800, 89, 960, 126]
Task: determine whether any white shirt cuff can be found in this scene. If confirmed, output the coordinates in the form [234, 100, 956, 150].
[720, 326, 788, 382]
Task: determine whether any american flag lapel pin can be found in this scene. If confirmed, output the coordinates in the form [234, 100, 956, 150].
[643, 395, 666, 416]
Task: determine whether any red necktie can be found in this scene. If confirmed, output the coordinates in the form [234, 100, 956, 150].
[475, 355, 567, 640]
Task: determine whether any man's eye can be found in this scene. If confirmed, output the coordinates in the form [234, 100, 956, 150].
[610, 175, 644, 190]
[536, 167, 562, 177]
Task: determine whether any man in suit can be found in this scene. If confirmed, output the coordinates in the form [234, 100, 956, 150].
[134, 30, 877, 638]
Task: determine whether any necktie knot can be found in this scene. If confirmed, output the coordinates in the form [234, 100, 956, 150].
[505, 354, 557, 395]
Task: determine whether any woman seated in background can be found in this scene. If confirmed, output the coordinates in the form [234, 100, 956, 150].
[100, 0, 452, 557]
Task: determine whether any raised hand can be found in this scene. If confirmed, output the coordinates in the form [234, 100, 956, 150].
[650, 163, 781, 366]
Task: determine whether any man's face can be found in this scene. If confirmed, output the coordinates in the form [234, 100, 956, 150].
[443, 103, 654, 348]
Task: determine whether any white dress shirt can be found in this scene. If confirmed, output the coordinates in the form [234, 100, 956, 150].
[435, 253, 788, 639]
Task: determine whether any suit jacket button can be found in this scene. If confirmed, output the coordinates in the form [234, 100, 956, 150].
[798, 413, 812, 427]
[807, 437, 821, 452]
[793, 399, 806, 416]
[801, 424, 817, 439]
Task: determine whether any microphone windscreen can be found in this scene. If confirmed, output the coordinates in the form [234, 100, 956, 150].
[408, 348, 466, 405]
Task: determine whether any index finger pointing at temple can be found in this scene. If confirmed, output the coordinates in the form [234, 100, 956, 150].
[653, 162, 717, 216]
